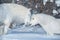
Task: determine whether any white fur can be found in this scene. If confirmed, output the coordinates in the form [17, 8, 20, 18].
[30, 13, 60, 35]
[43, 0, 47, 5]
[0, 3, 31, 34]
[53, 9, 58, 16]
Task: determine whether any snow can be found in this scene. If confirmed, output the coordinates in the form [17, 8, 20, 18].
[0, 25, 59, 40]
[0, 3, 60, 40]
[0, 33, 60, 40]
[55, 0, 60, 6]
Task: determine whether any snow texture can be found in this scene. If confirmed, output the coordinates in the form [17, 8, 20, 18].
[0, 3, 60, 40]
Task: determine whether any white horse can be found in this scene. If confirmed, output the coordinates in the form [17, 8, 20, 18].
[29, 13, 60, 36]
[0, 3, 31, 34]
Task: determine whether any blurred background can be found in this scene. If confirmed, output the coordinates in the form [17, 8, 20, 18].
[0, 0, 60, 18]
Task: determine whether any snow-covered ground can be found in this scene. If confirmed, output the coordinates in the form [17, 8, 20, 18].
[0, 25, 59, 40]
[0, 2, 60, 40]
[55, 0, 60, 6]
[0, 33, 60, 40]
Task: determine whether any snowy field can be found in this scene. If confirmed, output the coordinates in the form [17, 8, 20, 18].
[0, 8, 60, 40]
[0, 0, 60, 40]
[0, 25, 59, 40]
[0, 7, 60, 40]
